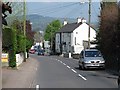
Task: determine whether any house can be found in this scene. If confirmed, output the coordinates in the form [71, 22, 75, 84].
[55, 18, 96, 55]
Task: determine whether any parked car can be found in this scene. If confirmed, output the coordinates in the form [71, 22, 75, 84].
[29, 49, 35, 54]
[37, 50, 44, 56]
[78, 49, 105, 70]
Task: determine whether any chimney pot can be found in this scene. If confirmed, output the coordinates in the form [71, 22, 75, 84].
[77, 17, 82, 23]
[63, 19, 67, 25]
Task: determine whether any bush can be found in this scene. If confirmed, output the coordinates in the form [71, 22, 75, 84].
[2, 27, 17, 67]
[16, 34, 26, 53]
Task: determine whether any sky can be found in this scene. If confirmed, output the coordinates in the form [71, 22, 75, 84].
[26, 2, 100, 23]
[26, 0, 119, 2]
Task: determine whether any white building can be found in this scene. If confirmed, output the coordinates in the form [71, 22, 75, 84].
[55, 18, 96, 54]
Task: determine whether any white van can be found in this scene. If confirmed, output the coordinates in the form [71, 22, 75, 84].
[78, 49, 105, 69]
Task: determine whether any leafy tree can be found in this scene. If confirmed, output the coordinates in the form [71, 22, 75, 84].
[11, 20, 34, 53]
[44, 20, 62, 53]
[44, 20, 61, 41]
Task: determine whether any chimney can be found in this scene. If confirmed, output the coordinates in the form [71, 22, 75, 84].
[63, 19, 67, 25]
[77, 17, 82, 23]
[82, 19, 87, 23]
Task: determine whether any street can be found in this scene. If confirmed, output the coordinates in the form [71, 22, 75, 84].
[31, 55, 117, 88]
[2, 54, 118, 88]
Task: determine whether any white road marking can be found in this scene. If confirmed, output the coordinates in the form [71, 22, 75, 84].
[78, 74, 87, 81]
[36, 85, 40, 90]
[63, 63, 66, 65]
[71, 69, 77, 73]
[53, 58, 87, 81]
[60, 61, 63, 63]
[67, 66, 71, 69]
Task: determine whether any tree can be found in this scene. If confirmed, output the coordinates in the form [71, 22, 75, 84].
[34, 32, 43, 43]
[44, 20, 61, 41]
[97, 1, 119, 71]
[44, 20, 62, 53]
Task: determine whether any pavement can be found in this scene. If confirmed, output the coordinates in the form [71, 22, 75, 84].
[2, 57, 39, 88]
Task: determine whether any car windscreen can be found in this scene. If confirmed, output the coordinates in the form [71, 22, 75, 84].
[85, 51, 102, 57]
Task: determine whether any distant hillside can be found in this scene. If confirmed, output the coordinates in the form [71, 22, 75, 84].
[27, 14, 99, 32]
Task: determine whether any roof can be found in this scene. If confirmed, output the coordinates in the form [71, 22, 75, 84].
[57, 22, 82, 33]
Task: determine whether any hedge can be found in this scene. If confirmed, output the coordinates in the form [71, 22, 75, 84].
[2, 27, 17, 67]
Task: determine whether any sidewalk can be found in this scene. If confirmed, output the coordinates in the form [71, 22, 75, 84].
[2, 56, 39, 88]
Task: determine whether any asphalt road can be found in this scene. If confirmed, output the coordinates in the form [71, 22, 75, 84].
[29, 54, 118, 88]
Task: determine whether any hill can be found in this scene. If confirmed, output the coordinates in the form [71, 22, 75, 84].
[27, 14, 99, 32]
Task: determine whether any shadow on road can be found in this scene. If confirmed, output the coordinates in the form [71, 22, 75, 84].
[74, 66, 118, 80]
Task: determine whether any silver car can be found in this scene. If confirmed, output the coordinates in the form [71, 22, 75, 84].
[79, 49, 105, 69]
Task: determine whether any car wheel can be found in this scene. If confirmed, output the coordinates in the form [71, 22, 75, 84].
[118, 84, 120, 90]
[79, 65, 81, 69]
[81, 63, 85, 70]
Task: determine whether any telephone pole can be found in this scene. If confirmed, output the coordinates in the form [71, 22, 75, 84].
[88, 0, 91, 49]
[23, 0, 26, 62]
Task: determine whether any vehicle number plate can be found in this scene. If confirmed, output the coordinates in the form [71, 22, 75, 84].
[93, 64, 99, 66]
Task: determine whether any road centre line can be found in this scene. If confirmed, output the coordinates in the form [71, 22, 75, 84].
[63, 63, 66, 65]
[78, 74, 87, 81]
[60, 61, 63, 63]
[36, 85, 40, 90]
[71, 69, 77, 73]
[53, 58, 87, 81]
[67, 66, 71, 69]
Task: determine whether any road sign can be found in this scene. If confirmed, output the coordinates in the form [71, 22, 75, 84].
[2, 53, 8, 62]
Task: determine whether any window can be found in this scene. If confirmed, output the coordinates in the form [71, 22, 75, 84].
[76, 32, 78, 34]
[85, 51, 102, 57]
[75, 37, 76, 45]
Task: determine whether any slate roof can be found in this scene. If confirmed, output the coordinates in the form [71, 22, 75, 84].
[57, 22, 82, 33]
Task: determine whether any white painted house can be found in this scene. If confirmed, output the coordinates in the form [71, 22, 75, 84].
[55, 18, 96, 54]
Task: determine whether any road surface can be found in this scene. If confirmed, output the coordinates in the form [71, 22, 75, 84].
[30, 54, 118, 88]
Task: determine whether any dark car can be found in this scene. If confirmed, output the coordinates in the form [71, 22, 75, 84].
[38, 50, 44, 55]
[118, 75, 120, 89]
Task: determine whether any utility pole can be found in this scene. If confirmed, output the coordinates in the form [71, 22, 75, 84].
[88, 0, 91, 49]
[23, 0, 26, 62]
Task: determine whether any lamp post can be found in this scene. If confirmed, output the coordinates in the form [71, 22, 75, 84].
[23, 0, 26, 62]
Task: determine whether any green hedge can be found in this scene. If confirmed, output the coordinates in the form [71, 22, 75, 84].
[2, 27, 13, 52]
[2, 27, 17, 67]
[2, 26, 34, 67]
